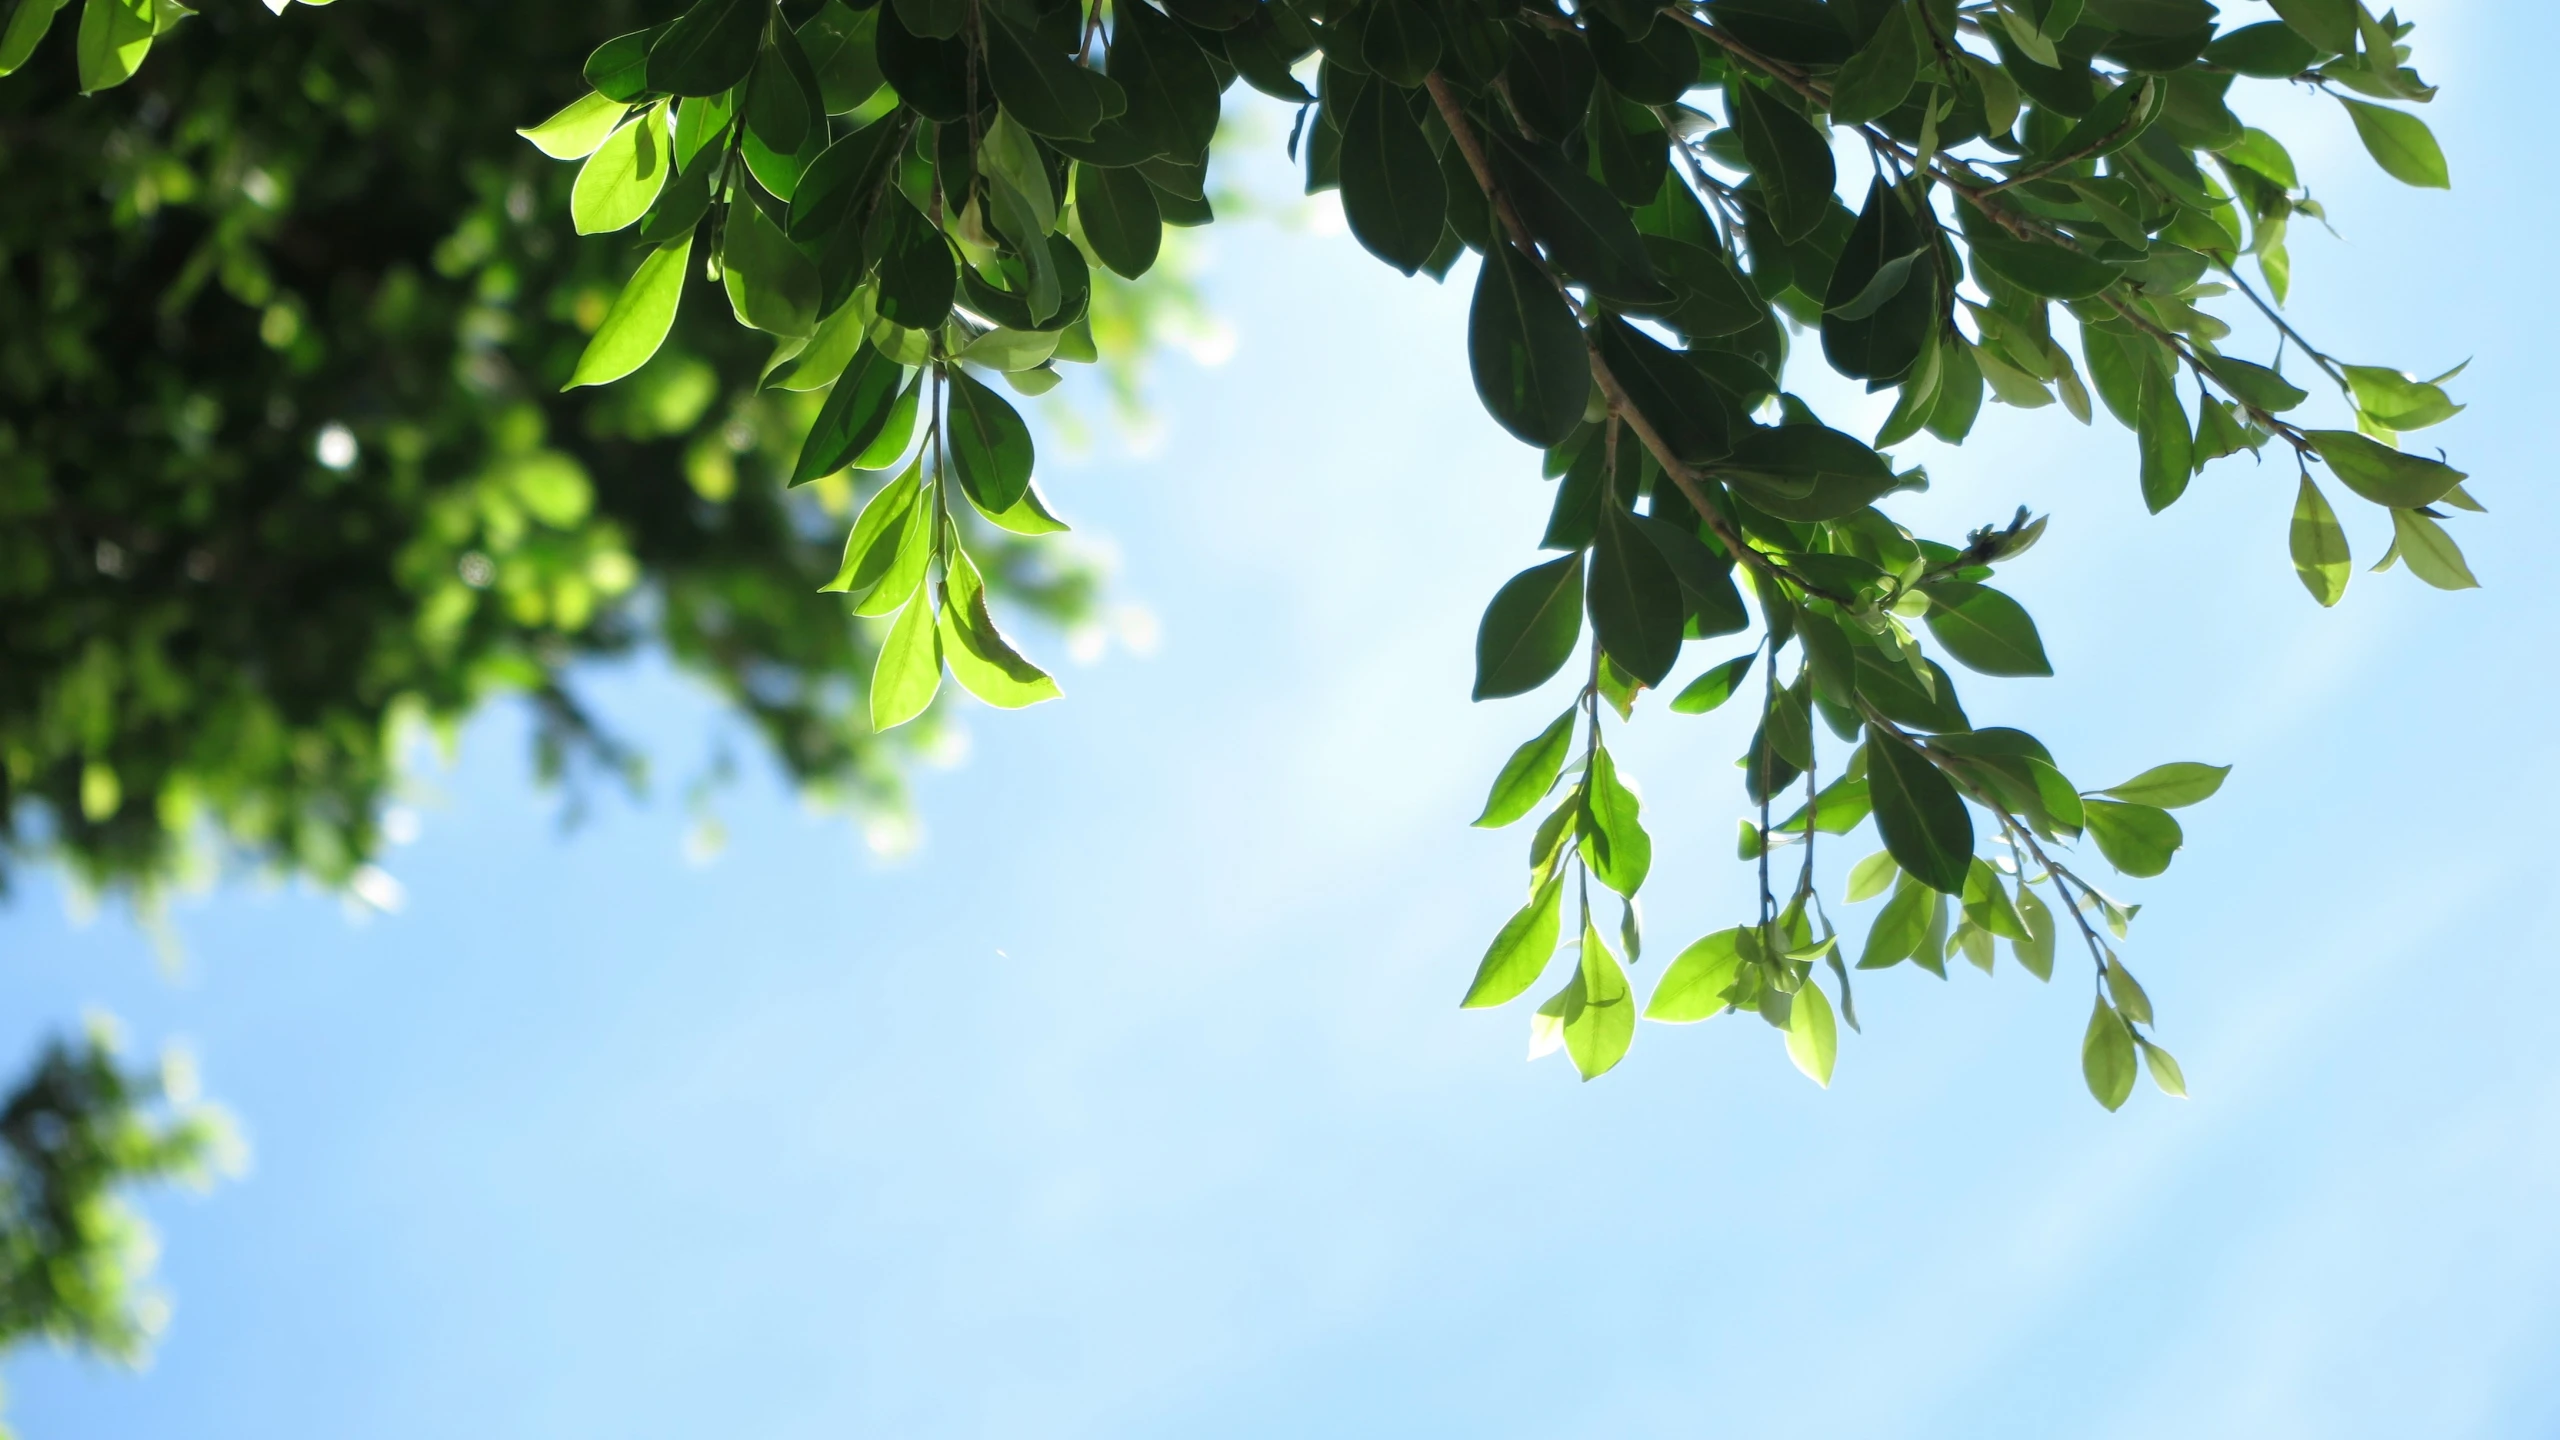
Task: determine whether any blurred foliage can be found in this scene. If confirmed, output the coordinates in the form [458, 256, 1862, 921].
[0, 0, 1108, 909]
[0, 1020, 239, 1405]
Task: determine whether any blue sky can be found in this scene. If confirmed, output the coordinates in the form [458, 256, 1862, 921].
[5, 4, 2556, 1435]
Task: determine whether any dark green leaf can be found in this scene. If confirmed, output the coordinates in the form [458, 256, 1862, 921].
[1822, 177, 1934, 383]
[1340, 80, 1446, 275]
[1585, 10, 1697, 106]
[1828, 2, 1916, 125]
[1720, 423, 1897, 523]
[1727, 78, 1835, 243]
[872, 194, 957, 328]
[984, 13, 1118, 141]
[1592, 316, 1733, 463]
[1076, 160, 1164, 279]
[1473, 553, 1586, 700]
[1468, 242, 1588, 448]
[1867, 732, 1974, 894]
[1485, 132, 1668, 306]
[1108, 0, 1222, 159]
[791, 340, 906, 484]
[1852, 646, 1970, 733]
[947, 367, 1037, 513]
[587, 25, 669, 103]
[1589, 506, 1685, 688]
[1922, 581, 2052, 677]
[1630, 513, 1748, 637]
[648, 0, 765, 98]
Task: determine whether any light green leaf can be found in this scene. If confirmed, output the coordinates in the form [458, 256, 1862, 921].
[1580, 747, 1652, 898]
[2310, 429, 2466, 509]
[1474, 708, 1577, 829]
[1670, 651, 1759, 715]
[571, 104, 671, 235]
[2082, 998, 2137, 1111]
[519, 91, 629, 160]
[2136, 1035, 2188, 1097]
[75, 0, 156, 92]
[820, 457, 923, 600]
[2100, 762, 2229, 809]
[0, 0, 73, 76]
[1644, 927, 1745, 1023]
[1784, 976, 1838, 1087]
[2339, 98, 2449, 189]
[2290, 475, 2352, 606]
[1846, 849, 1899, 903]
[937, 550, 1061, 709]
[565, 235, 692, 389]
[2389, 508, 2479, 591]
[2344, 364, 2462, 431]
[1463, 873, 1566, 1009]
[2082, 799, 2183, 878]
[2013, 883, 2056, 980]
[869, 590, 942, 731]
[1857, 873, 1932, 969]
[1562, 919, 1636, 1080]
[2104, 956, 2155, 1025]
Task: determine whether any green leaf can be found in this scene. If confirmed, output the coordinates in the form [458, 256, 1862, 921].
[2199, 354, 2309, 414]
[1785, 975, 1838, 1087]
[1720, 423, 1898, 523]
[2013, 883, 2056, 980]
[2390, 508, 2479, 591]
[1962, 858, 2030, 942]
[571, 105, 671, 235]
[1958, 202, 2118, 299]
[2100, 762, 2228, 808]
[2309, 430, 2466, 509]
[587, 25, 669, 104]
[1670, 652, 1758, 715]
[2206, 20, 2320, 76]
[722, 198, 819, 336]
[1484, 132, 1668, 306]
[869, 590, 943, 731]
[873, 194, 959, 329]
[1472, 553, 1585, 701]
[947, 367, 1036, 513]
[983, 13, 1117, 142]
[1645, 928, 1745, 1023]
[937, 552, 1062, 709]
[1468, 242, 1589, 449]
[2136, 1035, 2188, 1097]
[1075, 161, 1164, 280]
[1821, 177, 1933, 384]
[2339, 98, 2449, 189]
[2267, 0, 2354, 54]
[75, 0, 155, 93]
[821, 457, 924, 600]
[1728, 78, 1836, 243]
[1921, 582, 2052, 678]
[2135, 361, 2193, 512]
[565, 235, 692, 389]
[787, 119, 904, 242]
[2081, 998, 2137, 1111]
[1108, 0, 1222, 158]
[791, 340, 906, 484]
[1462, 873, 1567, 1008]
[2289, 475, 2352, 606]
[1828, 3, 1916, 125]
[1338, 80, 1446, 275]
[0, 0, 72, 77]
[852, 476, 935, 616]
[1592, 317, 1733, 463]
[1589, 506, 1685, 689]
[520, 91, 629, 160]
[1562, 918, 1637, 1080]
[2082, 798, 2182, 877]
[1847, 849, 1899, 903]
[797, 0, 884, 113]
[647, 0, 766, 97]
[1581, 747, 1652, 898]
[1474, 708, 1577, 828]
[2343, 365, 2462, 432]
[2103, 956, 2154, 1025]
[1867, 733, 1974, 895]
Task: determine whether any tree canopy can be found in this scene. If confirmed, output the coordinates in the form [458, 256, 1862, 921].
[0, 0, 2468, 1400]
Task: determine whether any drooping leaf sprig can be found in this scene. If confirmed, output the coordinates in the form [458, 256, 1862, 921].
[13, 0, 2469, 1106]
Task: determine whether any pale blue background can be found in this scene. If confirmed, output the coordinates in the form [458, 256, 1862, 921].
[5, 4, 2553, 1435]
